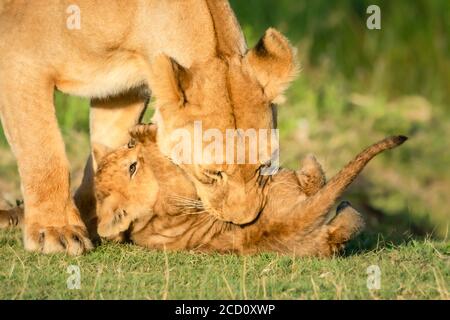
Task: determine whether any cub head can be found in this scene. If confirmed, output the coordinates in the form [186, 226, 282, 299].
[149, 28, 297, 225]
[93, 125, 160, 239]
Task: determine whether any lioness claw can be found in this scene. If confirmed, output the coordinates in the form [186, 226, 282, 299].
[24, 224, 93, 256]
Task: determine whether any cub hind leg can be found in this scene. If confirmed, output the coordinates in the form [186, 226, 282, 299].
[287, 201, 365, 257]
[325, 201, 365, 253]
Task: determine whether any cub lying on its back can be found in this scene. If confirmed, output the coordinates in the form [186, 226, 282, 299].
[93, 124, 407, 257]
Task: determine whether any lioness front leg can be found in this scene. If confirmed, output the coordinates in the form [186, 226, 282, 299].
[0, 75, 92, 255]
[74, 86, 149, 238]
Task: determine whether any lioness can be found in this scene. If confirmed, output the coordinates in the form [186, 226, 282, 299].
[0, 0, 296, 254]
[91, 124, 407, 256]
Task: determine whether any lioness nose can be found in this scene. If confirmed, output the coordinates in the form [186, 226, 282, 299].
[228, 208, 259, 225]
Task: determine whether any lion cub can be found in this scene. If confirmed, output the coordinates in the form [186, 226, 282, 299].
[92, 124, 406, 257]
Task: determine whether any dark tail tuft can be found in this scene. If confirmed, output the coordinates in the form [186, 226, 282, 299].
[336, 201, 352, 214]
[394, 135, 408, 145]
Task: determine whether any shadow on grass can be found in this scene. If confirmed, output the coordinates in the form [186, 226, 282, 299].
[343, 202, 437, 256]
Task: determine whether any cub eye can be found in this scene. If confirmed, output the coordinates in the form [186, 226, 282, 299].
[129, 162, 138, 177]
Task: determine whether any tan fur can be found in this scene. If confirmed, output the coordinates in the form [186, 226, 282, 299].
[1, 129, 406, 256]
[147, 27, 297, 225]
[296, 154, 326, 196]
[91, 125, 406, 257]
[0, 0, 296, 254]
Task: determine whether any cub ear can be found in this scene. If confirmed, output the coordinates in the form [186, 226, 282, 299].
[129, 123, 157, 144]
[92, 143, 113, 169]
[148, 54, 190, 107]
[245, 28, 298, 103]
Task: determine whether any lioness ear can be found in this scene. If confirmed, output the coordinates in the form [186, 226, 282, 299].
[245, 28, 298, 103]
[129, 123, 157, 144]
[92, 143, 113, 167]
[148, 54, 190, 107]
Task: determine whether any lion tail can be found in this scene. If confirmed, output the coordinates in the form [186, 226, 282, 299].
[292, 135, 407, 229]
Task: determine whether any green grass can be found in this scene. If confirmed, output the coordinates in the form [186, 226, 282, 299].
[0, 229, 448, 299]
[0, 1, 449, 300]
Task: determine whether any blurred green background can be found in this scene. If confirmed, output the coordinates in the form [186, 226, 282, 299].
[0, 0, 449, 241]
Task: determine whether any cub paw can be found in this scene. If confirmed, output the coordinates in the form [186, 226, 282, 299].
[0, 206, 24, 229]
[327, 201, 365, 252]
[296, 155, 326, 196]
[24, 224, 93, 256]
[97, 209, 133, 240]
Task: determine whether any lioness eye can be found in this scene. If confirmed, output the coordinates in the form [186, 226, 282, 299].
[213, 171, 223, 178]
[204, 170, 223, 181]
[128, 139, 136, 149]
[129, 162, 138, 177]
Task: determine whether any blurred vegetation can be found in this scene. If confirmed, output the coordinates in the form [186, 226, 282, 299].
[0, 1, 449, 240]
[232, 0, 449, 103]
[231, 0, 450, 240]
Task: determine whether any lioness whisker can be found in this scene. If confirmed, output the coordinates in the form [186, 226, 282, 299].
[173, 204, 204, 210]
[169, 194, 202, 202]
[177, 210, 208, 217]
[169, 196, 204, 210]
[269, 181, 303, 190]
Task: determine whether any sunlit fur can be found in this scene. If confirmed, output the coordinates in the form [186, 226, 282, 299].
[148, 26, 298, 226]
[0, 0, 296, 254]
[92, 125, 407, 257]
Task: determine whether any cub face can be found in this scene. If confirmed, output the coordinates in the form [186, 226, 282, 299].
[93, 141, 159, 239]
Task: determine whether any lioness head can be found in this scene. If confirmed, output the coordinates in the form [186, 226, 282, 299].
[148, 28, 297, 224]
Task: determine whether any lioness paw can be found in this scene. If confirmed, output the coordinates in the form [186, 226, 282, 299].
[24, 224, 93, 256]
